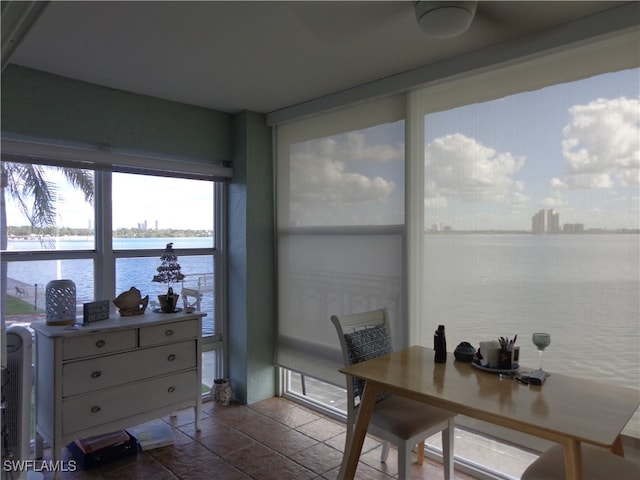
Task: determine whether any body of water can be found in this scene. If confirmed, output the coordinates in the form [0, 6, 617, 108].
[423, 233, 640, 434]
[6, 234, 639, 430]
[5, 237, 215, 334]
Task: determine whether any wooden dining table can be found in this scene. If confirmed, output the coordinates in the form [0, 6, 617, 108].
[339, 345, 639, 480]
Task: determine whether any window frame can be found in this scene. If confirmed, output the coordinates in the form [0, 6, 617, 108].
[1, 159, 228, 380]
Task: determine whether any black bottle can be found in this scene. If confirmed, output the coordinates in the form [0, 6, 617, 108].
[434, 325, 447, 363]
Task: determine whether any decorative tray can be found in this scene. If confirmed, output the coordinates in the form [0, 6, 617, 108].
[471, 360, 519, 374]
[153, 308, 183, 314]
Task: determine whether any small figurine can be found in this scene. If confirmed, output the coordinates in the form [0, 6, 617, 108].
[113, 287, 149, 316]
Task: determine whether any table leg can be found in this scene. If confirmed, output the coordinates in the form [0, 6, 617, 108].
[340, 381, 379, 480]
[609, 434, 625, 457]
[563, 439, 582, 480]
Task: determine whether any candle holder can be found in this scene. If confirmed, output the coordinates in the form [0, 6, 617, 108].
[46, 279, 77, 326]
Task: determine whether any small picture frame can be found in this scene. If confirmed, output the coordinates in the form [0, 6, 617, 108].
[83, 300, 110, 324]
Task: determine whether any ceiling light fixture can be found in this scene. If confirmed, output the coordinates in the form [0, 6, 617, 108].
[415, 1, 478, 38]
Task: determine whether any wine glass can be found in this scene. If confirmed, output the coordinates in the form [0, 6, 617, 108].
[532, 332, 551, 370]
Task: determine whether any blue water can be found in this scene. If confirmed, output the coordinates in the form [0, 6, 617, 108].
[6, 237, 215, 334]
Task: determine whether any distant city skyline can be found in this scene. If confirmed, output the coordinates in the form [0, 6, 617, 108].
[427, 208, 638, 234]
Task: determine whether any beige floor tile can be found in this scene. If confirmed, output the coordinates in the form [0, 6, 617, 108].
[28, 397, 485, 480]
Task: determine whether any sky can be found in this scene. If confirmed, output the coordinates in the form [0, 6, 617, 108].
[4, 172, 215, 231]
[4, 69, 639, 233]
[424, 68, 640, 231]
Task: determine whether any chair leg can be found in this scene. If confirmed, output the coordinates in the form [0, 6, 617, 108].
[381, 440, 390, 462]
[339, 422, 354, 479]
[398, 443, 412, 480]
[442, 418, 455, 480]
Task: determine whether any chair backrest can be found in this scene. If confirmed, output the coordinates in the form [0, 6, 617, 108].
[331, 308, 393, 404]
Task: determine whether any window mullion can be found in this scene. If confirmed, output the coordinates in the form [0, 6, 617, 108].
[94, 170, 115, 307]
[405, 91, 425, 345]
[214, 182, 227, 379]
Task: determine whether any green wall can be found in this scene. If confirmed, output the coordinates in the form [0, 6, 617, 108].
[1, 65, 231, 163]
[1, 65, 277, 404]
[228, 111, 276, 404]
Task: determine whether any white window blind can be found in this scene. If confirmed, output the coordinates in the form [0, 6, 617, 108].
[276, 96, 406, 385]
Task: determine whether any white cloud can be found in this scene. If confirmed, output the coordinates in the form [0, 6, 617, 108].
[541, 195, 567, 209]
[549, 177, 567, 189]
[287, 132, 403, 226]
[342, 131, 403, 163]
[425, 133, 526, 206]
[560, 96, 640, 188]
[424, 191, 448, 209]
[511, 191, 529, 205]
[290, 134, 398, 207]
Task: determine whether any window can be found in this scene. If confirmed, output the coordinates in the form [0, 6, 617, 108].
[1, 162, 226, 391]
[112, 174, 215, 249]
[419, 65, 639, 475]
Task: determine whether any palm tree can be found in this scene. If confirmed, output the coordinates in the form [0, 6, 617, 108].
[1, 161, 94, 319]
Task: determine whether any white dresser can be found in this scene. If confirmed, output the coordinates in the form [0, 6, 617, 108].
[32, 311, 205, 471]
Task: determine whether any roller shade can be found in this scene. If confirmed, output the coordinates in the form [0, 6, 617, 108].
[275, 95, 406, 385]
[1, 136, 233, 181]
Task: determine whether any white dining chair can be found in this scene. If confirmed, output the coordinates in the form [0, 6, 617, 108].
[331, 308, 456, 480]
[521, 444, 640, 480]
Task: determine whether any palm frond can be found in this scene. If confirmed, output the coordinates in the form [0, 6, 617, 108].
[59, 168, 94, 203]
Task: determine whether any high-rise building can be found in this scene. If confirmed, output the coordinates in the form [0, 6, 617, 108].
[563, 223, 584, 233]
[532, 209, 561, 234]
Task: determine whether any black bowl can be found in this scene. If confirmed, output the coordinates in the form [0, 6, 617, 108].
[454, 342, 476, 362]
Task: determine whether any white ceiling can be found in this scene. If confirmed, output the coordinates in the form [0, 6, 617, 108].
[6, 1, 632, 116]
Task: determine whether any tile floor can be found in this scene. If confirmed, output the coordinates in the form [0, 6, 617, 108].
[34, 397, 478, 480]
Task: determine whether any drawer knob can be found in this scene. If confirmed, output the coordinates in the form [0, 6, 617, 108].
[167, 354, 176, 362]
[95, 340, 106, 348]
[165, 329, 174, 336]
[168, 386, 176, 393]
[91, 371, 102, 379]
[90, 406, 101, 413]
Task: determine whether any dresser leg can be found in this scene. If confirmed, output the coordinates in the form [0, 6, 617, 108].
[195, 403, 201, 431]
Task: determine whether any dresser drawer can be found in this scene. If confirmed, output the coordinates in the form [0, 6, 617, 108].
[139, 319, 198, 347]
[62, 329, 137, 360]
[62, 340, 197, 397]
[62, 370, 196, 435]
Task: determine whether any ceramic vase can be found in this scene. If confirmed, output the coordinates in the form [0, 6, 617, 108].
[211, 378, 232, 406]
